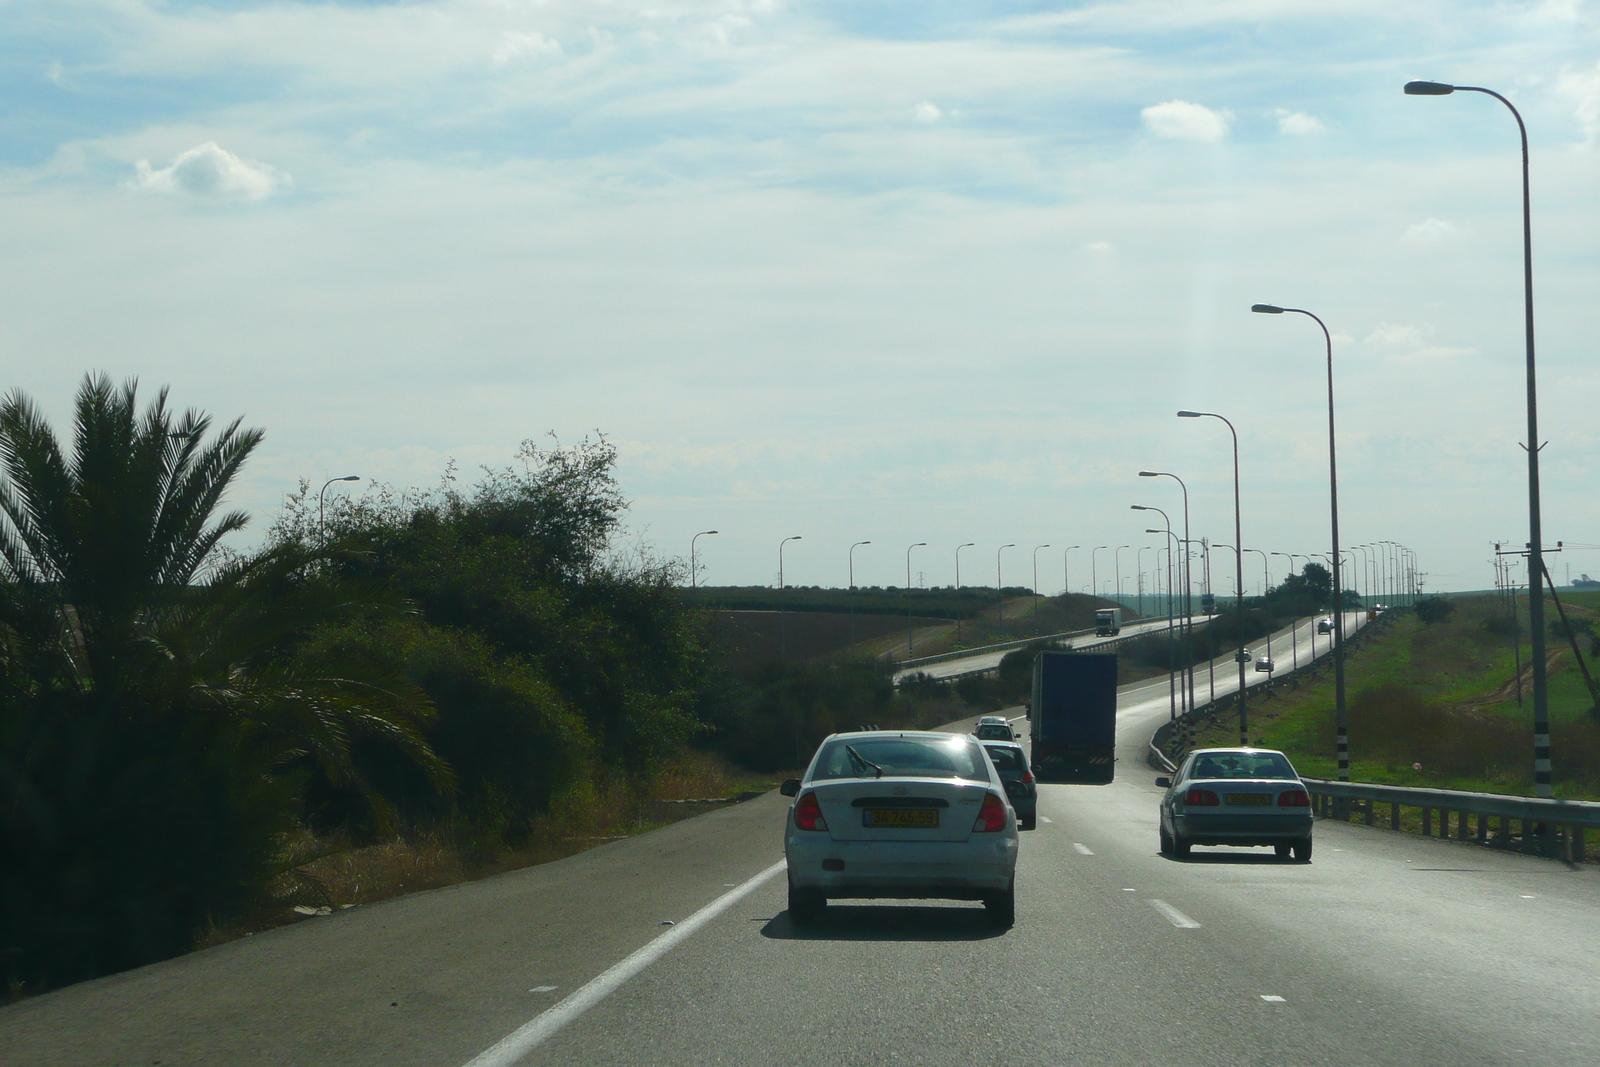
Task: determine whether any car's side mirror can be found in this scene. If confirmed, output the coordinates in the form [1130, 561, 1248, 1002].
[780, 778, 801, 797]
[1013, 731, 1021, 740]
[1155, 776, 1172, 788]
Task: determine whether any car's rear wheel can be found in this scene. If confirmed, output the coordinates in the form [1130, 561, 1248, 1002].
[787, 878, 826, 925]
[1172, 833, 1191, 858]
[1274, 843, 1292, 858]
[1020, 813, 1037, 831]
[985, 879, 1016, 928]
[1159, 825, 1173, 855]
[1293, 838, 1313, 863]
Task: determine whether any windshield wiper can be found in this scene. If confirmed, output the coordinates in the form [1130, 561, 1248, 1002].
[845, 745, 883, 779]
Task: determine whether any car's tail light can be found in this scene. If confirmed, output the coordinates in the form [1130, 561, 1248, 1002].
[1278, 789, 1310, 807]
[793, 791, 828, 831]
[1184, 788, 1220, 806]
[973, 792, 1008, 832]
[1021, 766, 1035, 786]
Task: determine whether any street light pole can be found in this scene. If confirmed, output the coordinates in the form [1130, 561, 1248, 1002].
[1091, 546, 1108, 606]
[1141, 470, 1195, 716]
[849, 540, 872, 591]
[906, 542, 928, 653]
[955, 541, 975, 644]
[319, 475, 360, 529]
[1271, 551, 1300, 672]
[1137, 545, 1151, 619]
[997, 544, 1016, 630]
[1252, 302, 1350, 781]
[1062, 546, 1080, 598]
[1133, 504, 1178, 723]
[1032, 544, 1051, 635]
[1114, 544, 1131, 608]
[690, 529, 719, 589]
[779, 535, 802, 660]
[1407, 78, 1550, 798]
[1179, 410, 1248, 744]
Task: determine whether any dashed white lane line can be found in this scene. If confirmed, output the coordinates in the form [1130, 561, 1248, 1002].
[462, 859, 787, 1067]
[1072, 843, 1094, 855]
[1260, 995, 1286, 1003]
[1040, 816, 1053, 824]
[1148, 900, 1202, 928]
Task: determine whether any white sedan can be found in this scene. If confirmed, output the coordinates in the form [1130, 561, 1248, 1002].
[781, 731, 1020, 928]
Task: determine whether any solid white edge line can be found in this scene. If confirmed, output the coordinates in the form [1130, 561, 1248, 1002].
[461, 858, 788, 1067]
[1147, 899, 1202, 928]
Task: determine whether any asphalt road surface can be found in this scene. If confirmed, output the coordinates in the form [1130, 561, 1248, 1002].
[6, 609, 1595, 1067]
[896, 614, 1211, 684]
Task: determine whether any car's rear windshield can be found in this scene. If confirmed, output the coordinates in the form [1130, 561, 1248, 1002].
[975, 724, 1013, 740]
[1188, 752, 1298, 780]
[984, 746, 1024, 771]
[812, 736, 990, 781]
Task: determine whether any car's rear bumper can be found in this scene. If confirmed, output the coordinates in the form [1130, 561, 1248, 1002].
[785, 836, 1018, 898]
[1174, 812, 1312, 845]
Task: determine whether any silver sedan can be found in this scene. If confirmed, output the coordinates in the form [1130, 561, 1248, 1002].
[1156, 747, 1313, 861]
[782, 731, 1020, 927]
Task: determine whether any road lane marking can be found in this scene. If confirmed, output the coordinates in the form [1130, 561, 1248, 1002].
[462, 859, 787, 1067]
[1040, 816, 1053, 824]
[1072, 843, 1094, 855]
[528, 986, 557, 994]
[1148, 900, 1202, 928]
[1260, 995, 1286, 1003]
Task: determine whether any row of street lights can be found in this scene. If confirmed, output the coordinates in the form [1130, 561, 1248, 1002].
[1124, 77, 1542, 790]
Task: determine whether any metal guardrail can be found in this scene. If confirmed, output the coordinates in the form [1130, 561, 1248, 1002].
[1299, 777, 1598, 862]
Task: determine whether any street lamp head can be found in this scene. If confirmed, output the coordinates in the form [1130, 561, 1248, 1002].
[1176, 410, 1201, 418]
[912, 542, 927, 548]
[340, 475, 361, 482]
[1138, 470, 1158, 477]
[1145, 529, 1163, 535]
[959, 542, 974, 548]
[1130, 504, 1148, 511]
[1405, 80, 1455, 95]
[1250, 304, 1284, 314]
[1001, 543, 1016, 549]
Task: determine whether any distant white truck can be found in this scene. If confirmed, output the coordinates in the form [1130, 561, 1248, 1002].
[1094, 607, 1122, 636]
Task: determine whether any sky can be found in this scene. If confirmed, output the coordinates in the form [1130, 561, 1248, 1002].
[1, 0, 1597, 596]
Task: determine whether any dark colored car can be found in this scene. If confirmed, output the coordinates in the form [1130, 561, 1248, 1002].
[983, 741, 1037, 830]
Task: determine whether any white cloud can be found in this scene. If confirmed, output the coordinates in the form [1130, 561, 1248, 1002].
[1401, 218, 1470, 244]
[1273, 108, 1324, 135]
[1366, 321, 1434, 347]
[1083, 240, 1114, 253]
[490, 32, 562, 69]
[1558, 60, 1600, 148]
[912, 100, 942, 124]
[1140, 100, 1230, 142]
[130, 142, 289, 201]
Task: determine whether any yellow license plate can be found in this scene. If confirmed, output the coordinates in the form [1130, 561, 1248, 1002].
[865, 809, 939, 828]
[1226, 793, 1271, 805]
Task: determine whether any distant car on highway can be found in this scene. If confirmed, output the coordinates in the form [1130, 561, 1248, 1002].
[781, 731, 1020, 927]
[1155, 747, 1312, 861]
[977, 715, 1008, 726]
[973, 721, 1018, 742]
[1254, 657, 1274, 673]
[1316, 616, 1334, 634]
[981, 741, 1036, 831]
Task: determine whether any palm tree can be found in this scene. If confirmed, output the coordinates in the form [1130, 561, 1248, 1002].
[0, 375, 446, 987]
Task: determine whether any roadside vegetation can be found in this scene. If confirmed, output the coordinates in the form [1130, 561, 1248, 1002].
[0, 376, 981, 996]
[1188, 593, 1600, 800]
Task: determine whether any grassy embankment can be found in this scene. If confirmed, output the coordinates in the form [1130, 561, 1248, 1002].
[1187, 594, 1600, 820]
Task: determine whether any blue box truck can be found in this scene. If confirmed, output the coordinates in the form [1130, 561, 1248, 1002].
[1030, 651, 1117, 784]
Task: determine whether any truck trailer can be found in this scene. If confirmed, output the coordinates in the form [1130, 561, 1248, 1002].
[1029, 651, 1117, 785]
[1094, 607, 1122, 635]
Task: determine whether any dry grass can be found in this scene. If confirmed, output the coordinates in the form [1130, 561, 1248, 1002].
[197, 751, 789, 948]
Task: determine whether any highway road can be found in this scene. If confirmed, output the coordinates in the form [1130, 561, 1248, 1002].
[895, 614, 1211, 685]
[5, 607, 1596, 1067]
